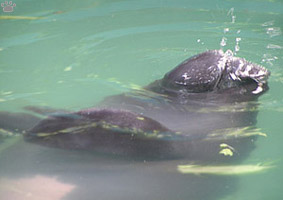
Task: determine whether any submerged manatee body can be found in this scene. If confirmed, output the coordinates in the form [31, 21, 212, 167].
[1, 50, 270, 161]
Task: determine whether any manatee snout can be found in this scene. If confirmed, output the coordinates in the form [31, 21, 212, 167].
[226, 55, 270, 94]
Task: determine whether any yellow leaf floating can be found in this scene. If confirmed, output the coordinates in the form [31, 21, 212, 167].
[177, 164, 272, 175]
[219, 143, 229, 148]
[219, 143, 235, 156]
[219, 148, 234, 156]
[0, 16, 45, 20]
[136, 117, 145, 121]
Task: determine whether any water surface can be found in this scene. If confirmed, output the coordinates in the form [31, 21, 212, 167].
[0, 0, 283, 199]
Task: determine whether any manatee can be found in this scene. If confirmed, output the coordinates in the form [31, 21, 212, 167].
[0, 50, 270, 161]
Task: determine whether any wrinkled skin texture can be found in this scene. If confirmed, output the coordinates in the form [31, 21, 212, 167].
[0, 50, 270, 161]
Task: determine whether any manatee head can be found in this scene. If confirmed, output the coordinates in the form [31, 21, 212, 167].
[159, 50, 270, 96]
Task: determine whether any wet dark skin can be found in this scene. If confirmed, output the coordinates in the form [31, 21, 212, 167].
[0, 50, 270, 161]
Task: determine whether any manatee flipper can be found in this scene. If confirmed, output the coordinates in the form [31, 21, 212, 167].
[24, 106, 70, 116]
[0, 105, 69, 134]
[26, 109, 181, 158]
[0, 111, 41, 133]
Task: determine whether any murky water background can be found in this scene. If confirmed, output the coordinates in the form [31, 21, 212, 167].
[0, 0, 282, 199]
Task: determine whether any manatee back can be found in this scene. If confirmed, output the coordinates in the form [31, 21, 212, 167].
[161, 50, 225, 93]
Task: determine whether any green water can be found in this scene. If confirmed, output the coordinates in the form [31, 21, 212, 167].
[0, 0, 283, 199]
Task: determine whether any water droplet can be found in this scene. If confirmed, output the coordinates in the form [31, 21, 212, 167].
[225, 50, 234, 58]
[235, 44, 240, 52]
[231, 15, 236, 23]
[224, 28, 229, 33]
[236, 37, 241, 42]
[220, 37, 227, 47]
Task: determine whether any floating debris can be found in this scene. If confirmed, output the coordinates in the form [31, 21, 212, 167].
[219, 143, 235, 156]
[0, 16, 45, 20]
[137, 117, 145, 121]
[177, 164, 272, 175]
[219, 148, 233, 156]
[64, 66, 72, 72]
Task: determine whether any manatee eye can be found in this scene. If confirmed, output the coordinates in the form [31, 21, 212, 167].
[161, 50, 226, 93]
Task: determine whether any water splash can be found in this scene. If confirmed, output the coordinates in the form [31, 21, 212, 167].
[222, 8, 241, 54]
